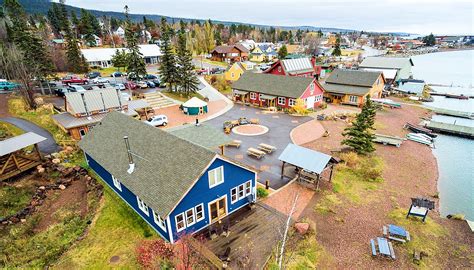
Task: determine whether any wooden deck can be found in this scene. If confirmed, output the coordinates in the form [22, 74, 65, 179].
[197, 203, 287, 269]
[0, 152, 42, 181]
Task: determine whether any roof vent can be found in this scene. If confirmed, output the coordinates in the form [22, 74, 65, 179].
[80, 92, 92, 120]
[123, 136, 135, 174]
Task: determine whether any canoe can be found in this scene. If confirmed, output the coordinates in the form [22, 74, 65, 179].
[406, 133, 434, 147]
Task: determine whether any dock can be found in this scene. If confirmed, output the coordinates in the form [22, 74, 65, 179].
[429, 108, 474, 119]
[425, 121, 474, 138]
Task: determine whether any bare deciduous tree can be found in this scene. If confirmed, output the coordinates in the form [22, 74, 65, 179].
[303, 33, 321, 56]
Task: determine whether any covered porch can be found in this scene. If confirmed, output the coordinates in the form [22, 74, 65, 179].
[232, 89, 249, 104]
[196, 203, 286, 269]
[279, 143, 337, 190]
[0, 132, 46, 181]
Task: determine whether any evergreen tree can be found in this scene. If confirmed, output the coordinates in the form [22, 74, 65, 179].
[124, 5, 146, 80]
[111, 49, 128, 71]
[422, 33, 436, 46]
[70, 10, 79, 37]
[341, 96, 377, 154]
[159, 17, 178, 91]
[332, 34, 342, 56]
[47, 2, 61, 36]
[176, 20, 199, 95]
[278, 44, 288, 59]
[80, 9, 96, 46]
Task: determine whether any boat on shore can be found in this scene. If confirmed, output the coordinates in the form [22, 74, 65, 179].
[404, 122, 437, 138]
[445, 93, 469, 100]
[406, 133, 435, 147]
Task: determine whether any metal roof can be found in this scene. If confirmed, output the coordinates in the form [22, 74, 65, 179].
[79, 111, 217, 218]
[81, 45, 162, 62]
[168, 124, 233, 150]
[396, 81, 425, 95]
[359, 57, 414, 69]
[325, 69, 382, 87]
[361, 68, 398, 80]
[0, 132, 47, 156]
[281, 58, 314, 74]
[66, 88, 125, 114]
[52, 112, 106, 129]
[278, 143, 332, 174]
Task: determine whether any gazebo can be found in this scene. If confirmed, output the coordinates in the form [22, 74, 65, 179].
[182, 97, 208, 116]
[278, 143, 337, 190]
[0, 132, 46, 181]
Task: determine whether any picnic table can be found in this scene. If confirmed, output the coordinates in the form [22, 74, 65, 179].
[370, 237, 396, 259]
[383, 224, 410, 243]
[227, 140, 242, 148]
[247, 147, 266, 159]
[258, 143, 277, 154]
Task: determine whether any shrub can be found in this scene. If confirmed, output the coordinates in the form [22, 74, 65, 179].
[289, 99, 310, 116]
[136, 239, 174, 269]
[357, 156, 383, 182]
[340, 152, 359, 168]
[257, 187, 269, 198]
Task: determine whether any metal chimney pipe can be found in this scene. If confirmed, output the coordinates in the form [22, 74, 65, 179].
[123, 136, 134, 165]
[80, 92, 91, 119]
[100, 92, 107, 112]
[116, 89, 123, 111]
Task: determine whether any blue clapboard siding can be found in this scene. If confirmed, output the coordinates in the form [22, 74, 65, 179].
[85, 153, 170, 241]
[168, 157, 257, 241]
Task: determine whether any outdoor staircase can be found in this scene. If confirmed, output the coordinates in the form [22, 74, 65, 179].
[143, 92, 177, 109]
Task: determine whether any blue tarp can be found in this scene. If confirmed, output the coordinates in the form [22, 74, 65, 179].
[278, 143, 332, 174]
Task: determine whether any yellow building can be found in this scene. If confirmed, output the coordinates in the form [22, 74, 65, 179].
[224, 62, 248, 81]
[322, 69, 385, 106]
[250, 46, 265, 62]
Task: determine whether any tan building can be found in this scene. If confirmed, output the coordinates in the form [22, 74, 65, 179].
[322, 69, 385, 107]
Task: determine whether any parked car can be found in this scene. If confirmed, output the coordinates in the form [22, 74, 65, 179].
[54, 87, 71, 97]
[111, 71, 123, 77]
[62, 75, 88, 85]
[151, 79, 162, 87]
[92, 77, 110, 84]
[121, 92, 131, 101]
[124, 81, 138, 90]
[87, 71, 101, 79]
[127, 72, 143, 81]
[145, 115, 168, 127]
[146, 81, 156, 88]
[67, 85, 87, 93]
[115, 83, 126, 91]
[144, 74, 157, 80]
[137, 81, 148, 89]
[196, 68, 209, 75]
[210, 67, 225, 74]
[0, 81, 20, 91]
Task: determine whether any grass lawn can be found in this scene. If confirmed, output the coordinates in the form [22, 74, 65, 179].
[53, 185, 156, 269]
[90, 67, 123, 77]
[0, 120, 24, 138]
[161, 91, 204, 103]
[200, 59, 228, 68]
[0, 185, 35, 218]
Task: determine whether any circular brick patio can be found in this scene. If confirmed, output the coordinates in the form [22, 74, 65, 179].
[232, 124, 269, 136]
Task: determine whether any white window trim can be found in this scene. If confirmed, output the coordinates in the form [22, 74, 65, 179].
[153, 211, 167, 232]
[195, 203, 205, 222]
[185, 207, 196, 227]
[278, 97, 286, 105]
[250, 92, 256, 100]
[208, 166, 224, 188]
[231, 187, 238, 204]
[289, 98, 296, 106]
[175, 213, 185, 232]
[136, 196, 149, 216]
[349, 95, 359, 103]
[112, 175, 122, 191]
[231, 180, 253, 204]
[245, 180, 252, 196]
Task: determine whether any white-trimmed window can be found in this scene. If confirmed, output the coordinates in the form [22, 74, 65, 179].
[208, 166, 224, 188]
[136, 197, 149, 216]
[245, 181, 252, 195]
[238, 184, 245, 199]
[185, 208, 195, 226]
[259, 93, 264, 100]
[277, 66, 282, 72]
[231, 187, 238, 203]
[153, 211, 167, 232]
[349, 95, 359, 103]
[231, 72, 235, 78]
[250, 92, 256, 100]
[310, 83, 315, 95]
[175, 213, 185, 232]
[289, 99, 296, 106]
[278, 97, 286, 105]
[112, 175, 122, 191]
[195, 204, 204, 222]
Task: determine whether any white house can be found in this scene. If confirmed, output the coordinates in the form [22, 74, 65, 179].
[81, 44, 162, 68]
[114, 27, 125, 38]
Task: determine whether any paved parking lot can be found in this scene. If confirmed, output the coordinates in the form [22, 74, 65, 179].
[206, 104, 313, 189]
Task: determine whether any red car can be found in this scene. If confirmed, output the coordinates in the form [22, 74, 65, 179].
[62, 75, 89, 85]
[124, 81, 138, 90]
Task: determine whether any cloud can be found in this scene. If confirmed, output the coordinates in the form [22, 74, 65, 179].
[64, 0, 473, 34]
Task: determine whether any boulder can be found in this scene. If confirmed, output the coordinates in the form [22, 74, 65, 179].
[294, 222, 310, 235]
[39, 186, 46, 190]
[52, 158, 61, 164]
[59, 184, 66, 190]
[20, 219, 26, 223]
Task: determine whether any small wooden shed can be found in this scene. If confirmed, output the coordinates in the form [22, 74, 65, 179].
[0, 132, 46, 181]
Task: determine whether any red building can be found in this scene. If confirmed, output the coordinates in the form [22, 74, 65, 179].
[210, 44, 249, 63]
[232, 73, 324, 109]
[264, 57, 321, 78]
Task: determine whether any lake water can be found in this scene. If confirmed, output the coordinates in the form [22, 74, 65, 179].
[412, 50, 474, 220]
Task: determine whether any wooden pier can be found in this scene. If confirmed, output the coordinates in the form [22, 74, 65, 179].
[430, 108, 474, 119]
[425, 121, 474, 138]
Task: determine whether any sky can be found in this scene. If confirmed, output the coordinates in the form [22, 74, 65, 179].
[64, 0, 473, 35]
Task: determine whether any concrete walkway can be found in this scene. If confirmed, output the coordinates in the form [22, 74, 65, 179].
[0, 117, 60, 154]
[197, 77, 234, 121]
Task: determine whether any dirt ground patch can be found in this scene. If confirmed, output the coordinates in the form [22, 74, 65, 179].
[34, 179, 89, 232]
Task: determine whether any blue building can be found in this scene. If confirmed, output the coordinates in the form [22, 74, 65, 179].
[79, 112, 257, 243]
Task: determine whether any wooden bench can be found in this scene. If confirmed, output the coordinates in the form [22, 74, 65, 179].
[247, 147, 266, 159]
[250, 118, 260, 124]
[227, 140, 242, 148]
[258, 143, 276, 154]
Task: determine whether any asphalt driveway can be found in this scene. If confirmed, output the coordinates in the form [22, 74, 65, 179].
[205, 104, 312, 189]
[1, 117, 60, 154]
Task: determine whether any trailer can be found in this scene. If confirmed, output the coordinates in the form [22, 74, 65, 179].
[404, 122, 437, 138]
[373, 134, 405, 147]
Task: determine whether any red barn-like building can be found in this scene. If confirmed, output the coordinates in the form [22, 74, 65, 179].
[264, 57, 320, 78]
[232, 73, 324, 109]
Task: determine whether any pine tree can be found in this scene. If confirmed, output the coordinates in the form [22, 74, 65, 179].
[123, 5, 146, 80]
[278, 45, 288, 59]
[111, 49, 128, 71]
[80, 9, 96, 46]
[176, 20, 199, 95]
[159, 17, 178, 91]
[332, 34, 342, 56]
[341, 96, 377, 154]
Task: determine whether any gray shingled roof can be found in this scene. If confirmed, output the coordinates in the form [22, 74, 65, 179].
[169, 124, 233, 150]
[232, 72, 314, 98]
[322, 83, 371, 96]
[325, 69, 382, 87]
[359, 57, 414, 69]
[79, 111, 217, 218]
